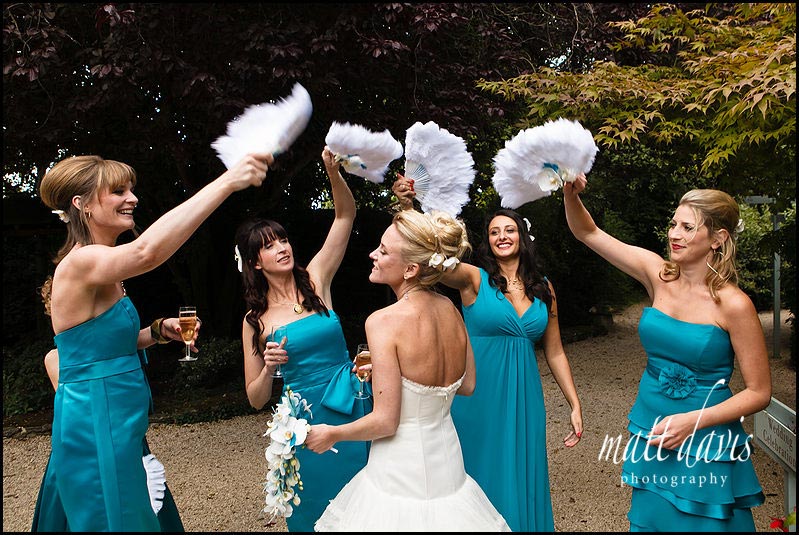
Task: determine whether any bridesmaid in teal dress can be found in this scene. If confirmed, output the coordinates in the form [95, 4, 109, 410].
[237, 147, 370, 532]
[32, 339, 184, 532]
[392, 178, 584, 532]
[35, 151, 272, 530]
[564, 179, 771, 531]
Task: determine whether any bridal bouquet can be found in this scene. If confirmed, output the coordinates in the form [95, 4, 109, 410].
[263, 385, 313, 522]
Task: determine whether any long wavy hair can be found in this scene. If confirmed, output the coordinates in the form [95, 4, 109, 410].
[476, 208, 552, 312]
[235, 218, 328, 357]
[660, 189, 741, 302]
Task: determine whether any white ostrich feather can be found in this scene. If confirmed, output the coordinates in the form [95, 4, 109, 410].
[211, 83, 313, 169]
[324, 122, 404, 183]
[403, 121, 476, 216]
[492, 118, 598, 208]
[142, 454, 166, 515]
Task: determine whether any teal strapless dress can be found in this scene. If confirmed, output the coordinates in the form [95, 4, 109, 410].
[273, 310, 370, 532]
[32, 297, 183, 532]
[451, 268, 553, 532]
[623, 307, 764, 531]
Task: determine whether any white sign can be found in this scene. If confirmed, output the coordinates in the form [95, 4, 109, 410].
[754, 397, 796, 473]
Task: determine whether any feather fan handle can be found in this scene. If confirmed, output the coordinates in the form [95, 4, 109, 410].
[491, 118, 598, 209]
[324, 122, 403, 183]
[403, 121, 475, 216]
[211, 83, 313, 169]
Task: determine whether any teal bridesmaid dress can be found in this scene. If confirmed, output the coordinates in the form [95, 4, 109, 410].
[31, 296, 183, 532]
[274, 310, 371, 532]
[451, 268, 554, 532]
[623, 307, 765, 531]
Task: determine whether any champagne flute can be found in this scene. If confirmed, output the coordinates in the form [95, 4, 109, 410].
[270, 325, 288, 379]
[353, 343, 371, 399]
[178, 306, 198, 362]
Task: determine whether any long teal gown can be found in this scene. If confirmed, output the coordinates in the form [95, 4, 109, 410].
[31, 296, 183, 532]
[272, 310, 370, 532]
[451, 268, 554, 532]
[623, 307, 765, 531]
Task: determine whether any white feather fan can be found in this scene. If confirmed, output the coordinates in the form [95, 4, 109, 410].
[211, 83, 313, 169]
[403, 121, 476, 216]
[324, 122, 404, 183]
[492, 118, 598, 209]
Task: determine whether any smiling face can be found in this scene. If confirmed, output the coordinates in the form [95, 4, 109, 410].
[667, 204, 714, 264]
[84, 180, 138, 240]
[368, 223, 408, 286]
[487, 215, 520, 260]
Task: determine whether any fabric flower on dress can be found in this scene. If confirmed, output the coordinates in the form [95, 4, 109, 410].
[263, 385, 313, 523]
[658, 363, 697, 399]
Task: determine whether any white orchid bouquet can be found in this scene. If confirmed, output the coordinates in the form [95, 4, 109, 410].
[263, 385, 313, 522]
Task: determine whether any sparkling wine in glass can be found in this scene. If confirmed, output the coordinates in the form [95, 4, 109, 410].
[353, 343, 371, 399]
[270, 325, 288, 379]
[178, 306, 198, 362]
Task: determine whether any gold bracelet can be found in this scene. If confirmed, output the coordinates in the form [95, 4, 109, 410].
[150, 318, 170, 344]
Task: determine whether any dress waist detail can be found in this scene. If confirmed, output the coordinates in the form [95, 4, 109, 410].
[645, 363, 730, 388]
[289, 361, 360, 416]
[59, 353, 142, 383]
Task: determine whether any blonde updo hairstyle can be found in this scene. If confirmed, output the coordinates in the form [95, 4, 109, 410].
[392, 209, 471, 289]
[38, 155, 137, 313]
[660, 189, 741, 302]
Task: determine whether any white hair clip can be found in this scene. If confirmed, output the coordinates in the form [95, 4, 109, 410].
[523, 217, 535, 242]
[234, 245, 243, 273]
[734, 218, 745, 236]
[52, 209, 70, 223]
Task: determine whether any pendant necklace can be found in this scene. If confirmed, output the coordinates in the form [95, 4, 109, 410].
[271, 288, 304, 314]
[402, 285, 425, 300]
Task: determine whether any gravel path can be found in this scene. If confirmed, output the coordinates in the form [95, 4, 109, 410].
[3, 303, 795, 532]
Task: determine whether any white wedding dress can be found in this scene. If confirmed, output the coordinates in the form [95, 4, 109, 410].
[315, 375, 510, 532]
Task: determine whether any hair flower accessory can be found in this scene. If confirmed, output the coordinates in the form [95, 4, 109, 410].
[523, 217, 536, 242]
[263, 385, 314, 523]
[234, 245, 243, 273]
[52, 209, 70, 223]
[734, 218, 745, 236]
[428, 252, 446, 269]
[442, 256, 460, 271]
[428, 252, 460, 271]
[658, 363, 697, 399]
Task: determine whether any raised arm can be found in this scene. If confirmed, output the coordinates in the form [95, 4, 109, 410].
[306, 147, 357, 305]
[563, 175, 663, 298]
[67, 153, 273, 288]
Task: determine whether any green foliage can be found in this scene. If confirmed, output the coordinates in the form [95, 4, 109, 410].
[737, 203, 778, 309]
[170, 336, 244, 393]
[476, 1, 796, 359]
[478, 3, 795, 197]
[2, 338, 55, 417]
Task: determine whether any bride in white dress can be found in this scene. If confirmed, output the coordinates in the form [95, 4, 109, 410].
[306, 209, 510, 532]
